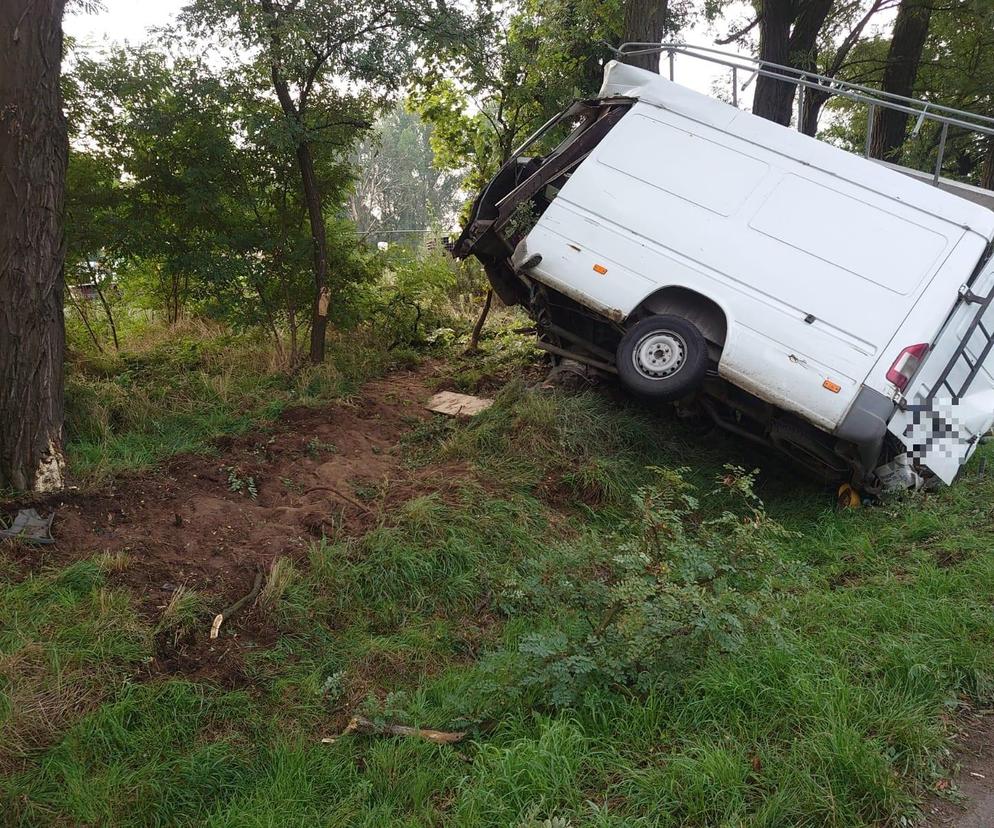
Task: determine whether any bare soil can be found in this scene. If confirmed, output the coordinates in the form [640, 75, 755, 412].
[924, 711, 994, 827]
[1, 364, 464, 688]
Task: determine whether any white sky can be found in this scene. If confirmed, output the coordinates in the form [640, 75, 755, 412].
[64, 0, 186, 46]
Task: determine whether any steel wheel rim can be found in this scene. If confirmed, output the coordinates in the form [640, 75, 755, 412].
[632, 331, 687, 380]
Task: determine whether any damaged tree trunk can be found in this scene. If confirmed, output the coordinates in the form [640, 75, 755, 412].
[0, 0, 68, 493]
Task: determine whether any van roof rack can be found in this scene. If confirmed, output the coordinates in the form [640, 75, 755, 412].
[608, 42, 994, 200]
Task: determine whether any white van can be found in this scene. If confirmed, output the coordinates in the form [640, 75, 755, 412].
[455, 61, 994, 490]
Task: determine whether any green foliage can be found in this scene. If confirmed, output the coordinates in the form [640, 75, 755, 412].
[506, 466, 797, 706]
[357, 248, 460, 348]
[65, 44, 380, 355]
[412, 0, 624, 192]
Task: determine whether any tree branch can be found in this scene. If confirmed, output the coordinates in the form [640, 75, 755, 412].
[716, 14, 763, 45]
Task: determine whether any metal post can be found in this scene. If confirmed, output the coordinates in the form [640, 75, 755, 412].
[865, 104, 876, 158]
[668, 50, 674, 81]
[732, 66, 738, 107]
[797, 79, 805, 132]
[934, 121, 949, 186]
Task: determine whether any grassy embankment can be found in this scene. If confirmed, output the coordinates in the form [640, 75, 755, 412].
[3, 318, 994, 826]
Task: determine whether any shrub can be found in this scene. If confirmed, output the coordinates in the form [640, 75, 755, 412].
[357, 248, 460, 348]
[505, 466, 801, 707]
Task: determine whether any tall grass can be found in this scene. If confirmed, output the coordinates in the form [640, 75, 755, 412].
[63, 318, 416, 486]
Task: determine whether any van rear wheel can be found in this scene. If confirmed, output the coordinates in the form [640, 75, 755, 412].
[616, 315, 708, 401]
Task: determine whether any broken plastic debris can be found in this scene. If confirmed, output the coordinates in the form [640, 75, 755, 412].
[0, 508, 55, 545]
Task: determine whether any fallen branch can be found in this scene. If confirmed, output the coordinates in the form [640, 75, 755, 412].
[210, 569, 264, 640]
[304, 485, 372, 514]
[323, 716, 466, 746]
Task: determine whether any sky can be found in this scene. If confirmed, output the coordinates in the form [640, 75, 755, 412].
[64, 0, 187, 46]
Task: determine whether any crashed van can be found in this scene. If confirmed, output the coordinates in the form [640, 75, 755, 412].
[454, 60, 994, 491]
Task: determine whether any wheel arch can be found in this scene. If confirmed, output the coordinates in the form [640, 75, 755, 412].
[629, 285, 729, 349]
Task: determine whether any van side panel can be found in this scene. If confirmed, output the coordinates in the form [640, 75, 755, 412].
[522, 102, 975, 430]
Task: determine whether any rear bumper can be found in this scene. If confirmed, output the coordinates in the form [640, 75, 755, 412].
[834, 385, 896, 476]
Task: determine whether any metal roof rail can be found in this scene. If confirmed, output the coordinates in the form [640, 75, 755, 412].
[607, 42, 994, 190]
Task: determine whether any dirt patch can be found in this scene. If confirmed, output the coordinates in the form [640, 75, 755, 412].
[0, 364, 465, 687]
[923, 710, 994, 827]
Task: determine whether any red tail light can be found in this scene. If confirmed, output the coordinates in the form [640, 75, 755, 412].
[886, 343, 929, 391]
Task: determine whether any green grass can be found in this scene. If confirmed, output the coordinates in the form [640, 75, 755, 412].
[6, 322, 994, 825]
[63, 319, 418, 485]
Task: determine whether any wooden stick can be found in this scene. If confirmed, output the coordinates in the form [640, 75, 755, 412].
[323, 716, 466, 746]
[210, 569, 264, 639]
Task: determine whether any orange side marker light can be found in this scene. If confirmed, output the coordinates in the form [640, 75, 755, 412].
[823, 379, 842, 394]
[593, 264, 608, 275]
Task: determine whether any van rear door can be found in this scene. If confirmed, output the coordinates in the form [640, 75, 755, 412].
[887, 249, 994, 484]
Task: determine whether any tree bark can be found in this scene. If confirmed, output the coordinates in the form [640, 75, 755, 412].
[622, 0, 670, 73]
[0, 0, 68, 493]
[870, 0, 932, 161]
[753, 0, 834, 127]
[466, 289, 493, 353]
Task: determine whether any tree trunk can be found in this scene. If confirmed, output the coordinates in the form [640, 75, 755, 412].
[622, 0, 670, 73]
[260, 0, 331, 364]
[870, 0, 932, 162]
[466, 289, 493, 354]
[753, 0, 794, 125]
[0, 0, 68, 493]
[753, 0, 833, 127]
[297, 141, 330, 364]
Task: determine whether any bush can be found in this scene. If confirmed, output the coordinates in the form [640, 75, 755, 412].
[505, 466, 801, 707]
[357, 248, 463, 348]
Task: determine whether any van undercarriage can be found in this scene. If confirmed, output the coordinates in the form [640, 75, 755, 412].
[529, 278, 898, 486]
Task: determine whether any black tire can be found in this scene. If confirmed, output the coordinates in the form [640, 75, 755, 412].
[616, 314, 708, 401]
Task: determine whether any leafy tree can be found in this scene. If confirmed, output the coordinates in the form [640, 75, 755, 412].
[714, 0, 897, 129]
[909, 1, 994, 188]
[414, 1, 620, 191]
[347, 107, 462, 243]
[66, 44, 376, 364]
[819, 1, 994, 189]
[182, 0, 479, 363]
